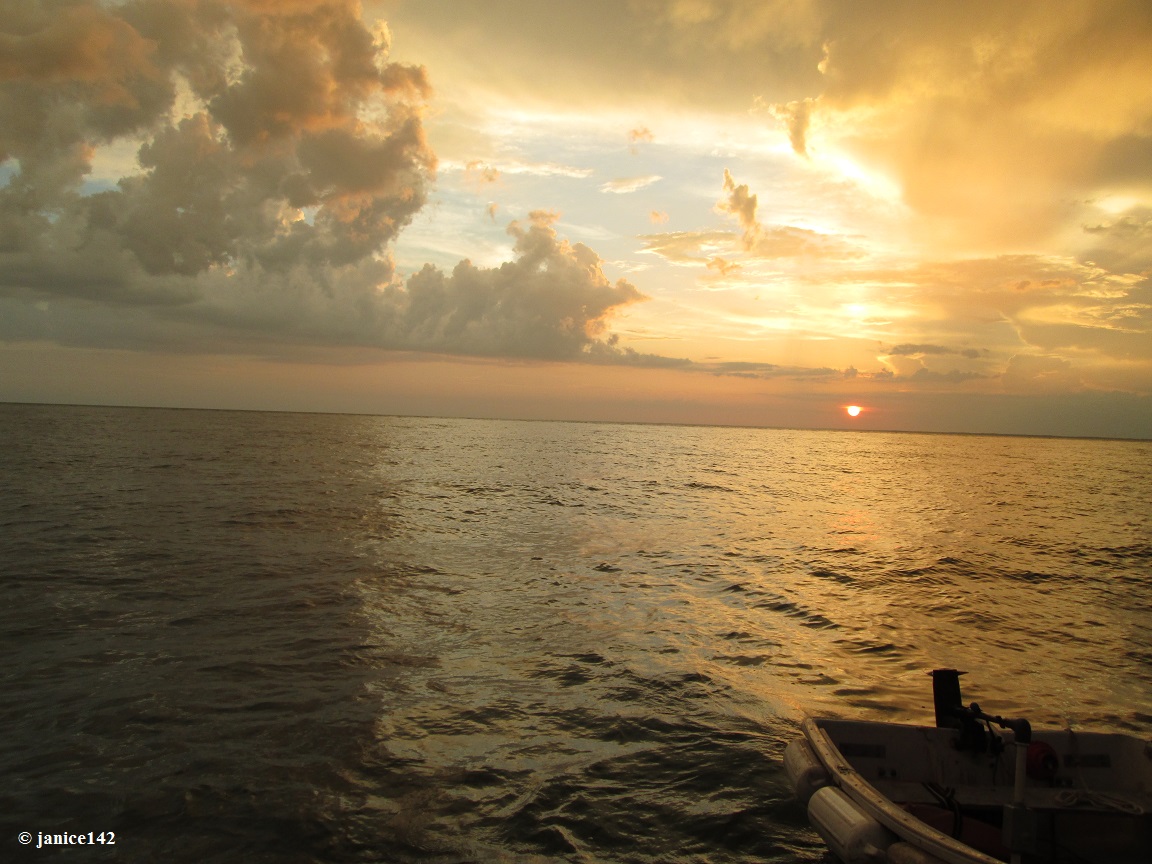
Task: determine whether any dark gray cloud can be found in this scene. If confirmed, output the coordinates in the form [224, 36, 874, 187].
[908, 367, 989, 383]
[887, 343, 983, 359]
[703, 360, 847, 381]
[0, 208, 656, 363]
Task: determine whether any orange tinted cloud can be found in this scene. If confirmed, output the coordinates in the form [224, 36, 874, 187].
[806, 2, 1152, 248]
[770, 98, 815, 157]
[627, 125, 654, 153]
[718, 169, 759, 248]
[706, 256, 740, 275]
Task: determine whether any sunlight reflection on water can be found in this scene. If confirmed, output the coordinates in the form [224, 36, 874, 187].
[1, 405, 1148, 862]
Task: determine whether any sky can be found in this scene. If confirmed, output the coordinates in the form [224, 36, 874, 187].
[1, 0, 1150, 438]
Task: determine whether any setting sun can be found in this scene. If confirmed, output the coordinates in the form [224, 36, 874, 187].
[0, 0, 1148, 440]
[846, 405, 862, 417]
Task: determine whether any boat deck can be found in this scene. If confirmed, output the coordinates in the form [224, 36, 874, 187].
[798, 716, 1152, 863]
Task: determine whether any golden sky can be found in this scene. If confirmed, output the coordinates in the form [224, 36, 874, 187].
[1, 0, 1150, 437]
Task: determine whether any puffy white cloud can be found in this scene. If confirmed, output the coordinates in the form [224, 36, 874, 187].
[1, 0, 433, 291]
[0, 1, 655, 366]
[392, 211, 649, 360]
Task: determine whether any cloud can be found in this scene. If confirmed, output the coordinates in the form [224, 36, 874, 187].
[627, 125, 653, 153]
[838, 254, 1151, 391]
[751, 226, 863, 260]
[1, 0, 433, 296]
[878, 346, 991, 382]
[1082, 208, 1152, 273]
[1002, 354, 1082, 393]
[718, 168, 759, 248]
[1, 209, 654, 362]
[600, 174, 662, 194]
[640, 221, 859, 266]
[699, 360, 857, 382]
[378, 2, 827, 117]
[714, 170, 866, 261]
[381, 1, 1152, 256]
[886, 343, 982, 359]
[770, 97, 816, 157]
[441, 158, 593, 179]
[0, 1, 657, 368]
[909, 368, 989, 383]
[638, 230, 738, 265]
[916, 257, 1151, 365]
[464, 160, 501, 185]
[706, 257, 740, 276]
[394, 211, 648, 360]
[648, 210, 668, 224]
[804, 2, 1152, 248]
[1092, 134, 1152, 188]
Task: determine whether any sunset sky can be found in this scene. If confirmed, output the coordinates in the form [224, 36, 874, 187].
[1, 0, 1150, 437]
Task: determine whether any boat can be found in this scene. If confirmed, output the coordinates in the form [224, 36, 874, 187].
[783, 669, 1152, 863]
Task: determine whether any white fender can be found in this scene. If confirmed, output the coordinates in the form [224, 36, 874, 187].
[808, 785, 897, 864]
[784, 737, 830, 804]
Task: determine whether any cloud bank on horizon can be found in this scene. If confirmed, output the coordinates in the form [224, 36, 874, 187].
[1, 0, 1150, 425]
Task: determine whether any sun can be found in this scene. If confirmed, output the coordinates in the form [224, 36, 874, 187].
[846, 405, 862, 417]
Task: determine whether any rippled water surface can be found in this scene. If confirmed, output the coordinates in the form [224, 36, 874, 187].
[2, 404, 1149, 862]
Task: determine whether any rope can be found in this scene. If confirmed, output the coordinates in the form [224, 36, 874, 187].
[1058, 727, 1146, 815]
[1054, 788, 1145, 815]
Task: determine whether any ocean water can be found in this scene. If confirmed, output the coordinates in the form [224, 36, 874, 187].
[1, 402, 1149, 863]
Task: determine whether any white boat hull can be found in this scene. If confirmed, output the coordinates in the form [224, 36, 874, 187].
[788, 716, 1152, 864]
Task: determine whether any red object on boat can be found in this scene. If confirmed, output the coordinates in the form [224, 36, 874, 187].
[1027, 740, 1058, 781]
